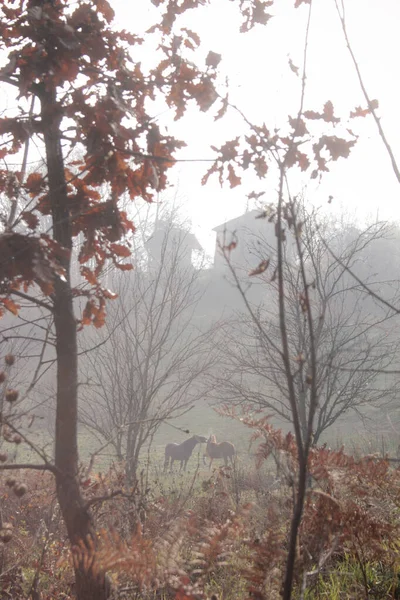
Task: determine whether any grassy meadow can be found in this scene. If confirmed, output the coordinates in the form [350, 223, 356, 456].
[3, 400, 400, 599]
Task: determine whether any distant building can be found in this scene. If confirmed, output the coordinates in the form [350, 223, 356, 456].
[145, 221, 203, 270]
[212, 209, 274, 272]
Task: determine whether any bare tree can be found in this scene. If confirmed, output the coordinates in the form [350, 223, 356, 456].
[80, 216, 216, 480]
[215, 207, 400, 445]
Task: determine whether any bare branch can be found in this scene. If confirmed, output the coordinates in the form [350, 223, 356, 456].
[0, 463, 56, 473]
[333, 0, 400, 185]
[11, 290, 53, 312]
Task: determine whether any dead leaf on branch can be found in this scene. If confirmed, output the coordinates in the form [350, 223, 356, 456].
[182, 27, 201, 48]
[21, 212, 39, 230]
[313, 135, 357, 167]
[296, 151, 310, 171]
[93, 0, 115, 23]
[24, 172, 46, 197]
[285, 147, 310, 171]
[249, 259, 270, 276]
[323, 100, 340, 123]
[304, 101, 340, 124]
[215, 93, 229, 121]
[289, 116, 308, 137]
[80, 298, 107, 329]
[109, 243, 131, 258]
[113, 262, 133, 272]
[2, 298, 20, 316]
[206, 51, 222, 68]
[221, 240, 237, 253]
[193, 79, 218, 112]
[102, 288, 118, 300]
[253, 155, 268, 178]
[74, 200, 124, 244]
[248, 191, 266, 201]
[238, 0, 274, 32]
[350, 106, 370, 119]
[201, 162, 220, 186]
[0, 233, 66, 299]
[288, 57, 299, 76]
[227, 164, 241, 188]
[350, 99, 379, 118]
[212, 137, 240, 162]
[0, 117, 29, 155]
[81, 267, 98, 286]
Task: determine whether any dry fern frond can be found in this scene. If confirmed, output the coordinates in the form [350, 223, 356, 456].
[152, 513, 191, 585]
[72, 514, 195, 596]
[240, 526, 285, 600]
[72, 524, 157, 589]
[187, 503, 252, 596]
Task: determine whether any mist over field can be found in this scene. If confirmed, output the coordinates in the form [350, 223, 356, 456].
[1, 1, 400, 598]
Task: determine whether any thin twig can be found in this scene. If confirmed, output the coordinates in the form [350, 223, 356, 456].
[6, 96, 35, 230]
[0, 463, 56, 472]
[10, 290, 53, 312]
[333, 0, 400, 184]
[83, 488, 137, 510]
[319, 234, 400, 315]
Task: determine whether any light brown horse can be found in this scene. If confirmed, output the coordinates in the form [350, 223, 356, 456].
[164, 435, 207, 472]
[203, 435, 236, 469]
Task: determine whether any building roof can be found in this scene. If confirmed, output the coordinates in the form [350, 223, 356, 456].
[212, 210, 263, 233]
[145, 223, 203, 253]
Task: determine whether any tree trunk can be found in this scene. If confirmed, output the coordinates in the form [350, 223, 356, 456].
[41, 87, 110, 600]
[116, 435, 124, 463]
[126, 424, 139, 485]
[282, 461, 308, 600]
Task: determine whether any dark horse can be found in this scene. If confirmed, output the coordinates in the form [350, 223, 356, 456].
[203, 434, 236, 469]
[164, 435, 207, 472]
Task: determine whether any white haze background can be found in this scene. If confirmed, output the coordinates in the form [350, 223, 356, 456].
[111, 0, 400, 256]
